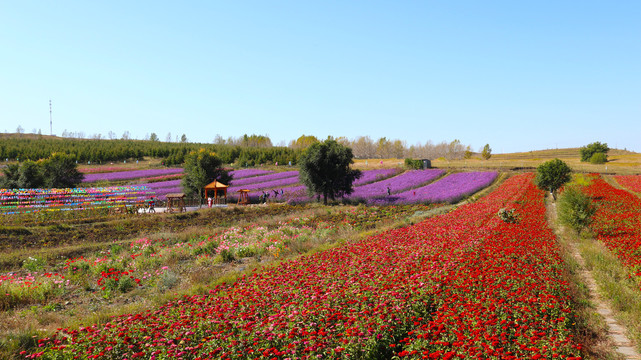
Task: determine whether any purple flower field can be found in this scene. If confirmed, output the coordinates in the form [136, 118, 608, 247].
[353, 169, 399, 186]
[133, 169, 496, 204]
[229, 171, 298, 187]
[228, 169, 273, 179]
[370, 171, 498, 205]
[228, 176, 300, 193]
[82, 168, 184, 183]
[347, 169, 445, 200]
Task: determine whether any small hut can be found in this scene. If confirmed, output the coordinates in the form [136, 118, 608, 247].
[166, 193, 186, 213]
[204, 180, 229, 205]
[237, 189, 250, 205]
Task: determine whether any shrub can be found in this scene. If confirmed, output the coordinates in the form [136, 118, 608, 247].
[589, 152, 607, 164]
[558, 186, 596, 235]
[580, 141, 609, 162]
[404, 158, 423, 169]
[219, 249, 236, 263]
[237, 247, 256, 258]
[22, 257, 45, 272]
[497, 208, 519, 223]
[117, 277, 136, 293]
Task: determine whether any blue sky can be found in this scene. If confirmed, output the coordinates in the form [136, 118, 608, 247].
[1, 1, 639, 153]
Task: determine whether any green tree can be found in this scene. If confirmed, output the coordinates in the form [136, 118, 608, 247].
[481, 144, 492, 160]
[181, 149, 231, 204]
[149, 133, 159, 142]
[580, 142, 609, 162]
[18, 160, 45, 188]
[41, 153, 84, 188]
[534, 158, 571, 200]
[589, 152, 607, 164]
[298, 139, 361, 205]
[180, 134, 188, 143]
[0, 163, 21, 188]
[558, 186, 596, 235]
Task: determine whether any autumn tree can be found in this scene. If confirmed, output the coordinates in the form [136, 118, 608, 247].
[481, 144, 492, 160]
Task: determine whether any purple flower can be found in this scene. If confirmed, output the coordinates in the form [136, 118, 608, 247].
[82, 168, 184, 183]
[353, 169, 400, 186]
[229, 171, 299, 187]
[371, 171, 498, 205]
[228, 169, 274, 179]
[347, 169, 444, 200]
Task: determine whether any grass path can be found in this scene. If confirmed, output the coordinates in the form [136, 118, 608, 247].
[547, 197, 640, 359]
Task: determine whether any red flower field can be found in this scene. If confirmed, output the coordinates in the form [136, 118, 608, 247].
[583, 175, 641, 287]
[31, 173, 582, 359]
[614, 175, 641, 194]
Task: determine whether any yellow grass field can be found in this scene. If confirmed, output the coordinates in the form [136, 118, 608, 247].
[353, 148, 641, 175]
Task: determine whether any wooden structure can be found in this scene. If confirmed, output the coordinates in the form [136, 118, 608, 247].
[204, 180, 229, 205]
[237, 189, 250, 205]
[165, 193, 186, 213]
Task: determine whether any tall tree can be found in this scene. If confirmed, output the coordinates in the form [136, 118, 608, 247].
[181, 149, 232, 203]
[534, 158, 571, 200]
[149, 133, 159, 142]
[298, 139, 361, 205]
[481, 144, 492, 160]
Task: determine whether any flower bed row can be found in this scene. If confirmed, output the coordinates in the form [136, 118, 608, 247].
[347, 169, 445, 200]
[582, 175, 641, 288]
[228, 171, 298, 187]
[614, 175, 641, 193]
[228, 169, 274, 179]
[31, 173, 582, 359]
[370, 171, 498, 205]
[0, 186, 151, 214]
[82, 168, 184, 183]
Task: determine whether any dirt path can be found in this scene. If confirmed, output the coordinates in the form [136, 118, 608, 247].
[547, 200, 641, 360]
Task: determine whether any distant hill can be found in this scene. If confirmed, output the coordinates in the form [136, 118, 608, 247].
[493, 148, 637, 161]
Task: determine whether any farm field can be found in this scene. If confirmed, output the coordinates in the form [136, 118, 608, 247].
[18, 173, 588, 359]
[2, 153, 641, 358]
[353, 148, 641, 175]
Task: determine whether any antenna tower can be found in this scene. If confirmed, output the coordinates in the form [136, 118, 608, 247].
[49, 99, 53, 136]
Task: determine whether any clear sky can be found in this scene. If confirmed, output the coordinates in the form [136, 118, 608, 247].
[1, 1, 639, 153]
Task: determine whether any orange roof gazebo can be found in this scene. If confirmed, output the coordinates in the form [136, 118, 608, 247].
[204, 180, 229, 205]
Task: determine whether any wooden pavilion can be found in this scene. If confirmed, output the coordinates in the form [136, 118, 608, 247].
[204, 180, 229, 205]
[237, 189, 250, 205]
[165, 193, 186, 213]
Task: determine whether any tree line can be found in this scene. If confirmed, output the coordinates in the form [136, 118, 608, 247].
[0, 133, 475, 165]
[0, 135, 301, 166]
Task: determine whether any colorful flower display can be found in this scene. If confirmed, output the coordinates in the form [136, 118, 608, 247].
[31, 173, 582, 359]
[0, 186, 151, 214]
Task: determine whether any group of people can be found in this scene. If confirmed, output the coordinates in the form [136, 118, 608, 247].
[259, 189, 284, 204]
